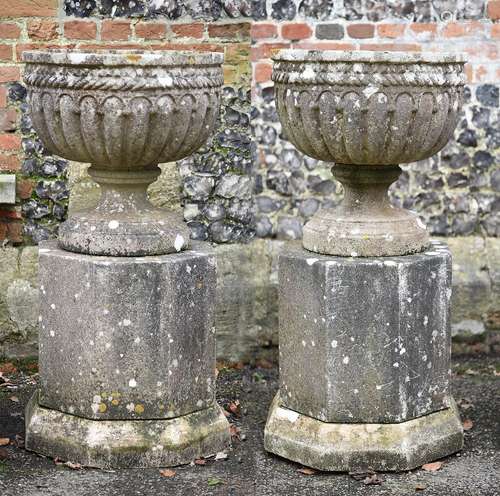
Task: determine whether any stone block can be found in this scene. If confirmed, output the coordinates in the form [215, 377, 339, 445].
[264, 394, 463, 472]
[37, 240, 217, 420]
[278, 241, 453, 423]
[0, 173, 16, 204]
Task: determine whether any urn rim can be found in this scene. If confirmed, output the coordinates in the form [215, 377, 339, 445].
[22, 49, 224, 67]
[272, 49, 466, 65]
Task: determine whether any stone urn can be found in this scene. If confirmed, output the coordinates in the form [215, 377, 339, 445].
[23, 49, 224, 256]
[272, 50, 466, 256]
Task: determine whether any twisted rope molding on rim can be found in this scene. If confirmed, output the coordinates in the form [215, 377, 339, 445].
[272, 62, 466, 87]
[23, 68, 224, 91]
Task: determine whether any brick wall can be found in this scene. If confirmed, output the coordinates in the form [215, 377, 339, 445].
[0, 0, 252, 246]
[252, 1, 499, 240]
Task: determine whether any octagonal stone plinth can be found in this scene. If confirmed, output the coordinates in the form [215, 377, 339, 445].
[277, 241, 453, 424]
[26, 393, 230, 469]
[264, 394, 463, 472]
[36, 241, 218, 420]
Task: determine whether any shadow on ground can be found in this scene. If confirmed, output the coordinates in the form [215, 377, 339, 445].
[0, 353, 499, 496]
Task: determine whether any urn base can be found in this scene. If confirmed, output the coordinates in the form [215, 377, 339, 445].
[59, 208, 191, 257]
[264, 394, 463, 472]
[25, 393, 231, 469]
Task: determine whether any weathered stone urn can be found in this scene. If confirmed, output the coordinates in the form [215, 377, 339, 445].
[272, 50, 466, 256]
[23, 49, 223, 256]
[23, 50, 230, 468]
[265, 50, 466, 472]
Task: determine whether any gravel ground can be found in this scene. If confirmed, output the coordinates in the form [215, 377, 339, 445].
[0, 353, 499, 496]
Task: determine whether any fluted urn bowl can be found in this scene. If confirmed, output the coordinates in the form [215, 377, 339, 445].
[23, 49, 224, 256]
[272, 50, 466, 256]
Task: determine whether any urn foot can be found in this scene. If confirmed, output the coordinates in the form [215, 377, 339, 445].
[303, 164, 429, 257]
[25, 393, 231, 469]
[264, 394, 463, 472]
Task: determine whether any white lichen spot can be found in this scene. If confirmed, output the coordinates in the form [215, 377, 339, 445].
[174, 234, 185, 252]
[423, 315, 429, 326]
[50, 303, 56, 310]
[89, 340, 94, 346]
[168, 370, 173, 376]
[363, 85, 379, 98]
[172, 358, 179, 367]
[353, 388, 359, 394]
[342, 356, 350, 365]
[108, 220, 119, 230]
[306, 258, 318, 266]
[134, 337, 140, 344]
[129, 378, 137, 388]
[384, 261, 397, 267]
[301, 340, 306, 347]
[49, 330, 55, 337]
[393, 362, 399, 368]
[331, 339, 338, 348]
[350, 251, 358, 257]
[123, 319, 131, 327]
[422, 354, 428, 362]
[400, 347, 406, 355]
[126, 402, 135, 412]
[105, 343, 111, 349]
[186, 265, 192, 274]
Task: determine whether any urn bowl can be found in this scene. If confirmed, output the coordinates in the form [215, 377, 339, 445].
[272, 50, 466, 256]
[23, 49, 224, 256]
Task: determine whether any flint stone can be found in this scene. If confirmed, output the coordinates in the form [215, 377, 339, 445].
[278, 241, 453, 423]
[37, 240, 217, 421]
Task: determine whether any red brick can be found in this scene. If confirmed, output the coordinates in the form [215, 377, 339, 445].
[292, 41, 355, 51]
[0, 23, 21, 40]
[0, 67, 20, 83]
[0, 45, 13, 62]
[0, 134, 21, 151]
[474, 65, 489, 82]
[0, 153, 20, 172]
[0, 109, 17, 132]
[251, 42, 290, 61]
[16, 178, 33, 200]
[281, 23, 313, 41]
[360, 43, 422, 52]
[151, 43, 223, 52]
[409, 23, 437, 37]
[347, 23, 375, 39]
[0, 86, 7, 108]
[171, 23, 204, 39]
[0, 0, 57, 17]
[27, 19, 58, 41]
[135, 22, 166, 40]
[7, 221, 23, 244]
[377, 24, 405, 38]
[492, 23, 500, 39]
[465, 63, 474, 83]
[251, 23, 277, 40]
[64, 20, 97, 40]
[208, 23, 250, 39]
[0, 208, 21, 220]
[463, 42, 498, 60]
[487, 0, 500, 20]
[442, 21, 484, 38]
[254, 61, 272, 83]
[101, 20, 132, 41]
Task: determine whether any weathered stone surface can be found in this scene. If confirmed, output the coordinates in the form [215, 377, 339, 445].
[264, 393, 463, 472]
[26, 393, 231, 469]
[37, 240, 217, 421]
[272, 50, 466, 257]
[278, 241, 453, 423]
[23, 49, 224, 256]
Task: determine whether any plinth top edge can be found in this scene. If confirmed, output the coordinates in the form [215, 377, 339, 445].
[273, 49, 466, 65]
[22, 49, 224, 67]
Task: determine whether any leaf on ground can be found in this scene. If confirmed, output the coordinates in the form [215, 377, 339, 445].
[215, 452, 228, 461]
[229, 424, 240, 441]
[194, 458, 207, 465]
[64, 461, 82, 470]
[0, 363, 17, 375]
[422, 461, 443, 472]
[207, 477, 224, 486]
[9, 396, 19, 403]
[297, 467, 316, 475]
[363, 473, 384, 485]
[0, 448, 8, 460]
[255, 358, 274, 369]
[458, 398, 474, 410]
[159, 468, 176, 477]
[0, 438, 10, 446]
[462, 419, 474, 431]
[415, 484, 427, 491]
[228, 400, 241, 417]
